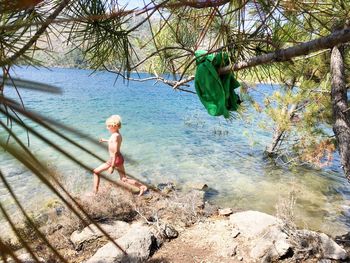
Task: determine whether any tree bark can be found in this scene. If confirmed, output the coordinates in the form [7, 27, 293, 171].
[265, 127, 285, 155]
[331, 46, 350, 179]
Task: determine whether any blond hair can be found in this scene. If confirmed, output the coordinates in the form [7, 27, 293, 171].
[106, 115, 122, 128]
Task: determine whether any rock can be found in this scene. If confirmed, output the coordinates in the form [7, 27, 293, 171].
[70, 220, 130, 250]
[319, 233, 347, 260]
[318, 259, 332, 263]
[162, 224, 178, 239]
[157, 182, 176, 194]
[275, 238, 291, 257]
[297, 230, 348, 260]
[229, 211, 293, 262]
[85, 222, 158, 263]
[218, 208, 233, 216]
[229, 210, 282, 238]
[335, 231, 350, 245]
[250, 225, 291, 261]
[228, 211, 347, 262]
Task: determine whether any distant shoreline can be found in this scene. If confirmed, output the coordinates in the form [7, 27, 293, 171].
[17, 64, 282, 87]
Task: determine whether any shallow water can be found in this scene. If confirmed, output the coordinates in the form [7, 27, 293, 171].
[0, 66, 349, 236]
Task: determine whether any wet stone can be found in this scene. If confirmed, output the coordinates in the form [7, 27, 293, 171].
[219, 208, 233, 216]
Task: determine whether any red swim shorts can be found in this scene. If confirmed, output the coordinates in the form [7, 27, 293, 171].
[107, 154, 124, 167]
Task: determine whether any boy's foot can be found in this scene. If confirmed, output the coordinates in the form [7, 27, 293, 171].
[138, 185, 148, 196]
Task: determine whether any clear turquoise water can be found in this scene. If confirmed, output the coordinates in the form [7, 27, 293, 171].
[1, 66, 349, 236]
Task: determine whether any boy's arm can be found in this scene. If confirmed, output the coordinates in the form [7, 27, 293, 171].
[99, 138, 108, 143]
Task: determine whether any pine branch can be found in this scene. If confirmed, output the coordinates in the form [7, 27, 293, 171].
[219, 26, 350, 74]
[104, 66, 195, 94]
[0, 0, 70, 67]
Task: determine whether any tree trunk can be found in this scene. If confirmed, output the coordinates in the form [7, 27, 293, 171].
[265, 127, 285, 155]
[265, 103, 298, 155]
[331, 46, 350, 179]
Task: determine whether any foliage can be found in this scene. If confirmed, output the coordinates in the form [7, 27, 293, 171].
[244, 0, 350, 167]
[257, 52, 337, 166]
[67, 0, 133, 74]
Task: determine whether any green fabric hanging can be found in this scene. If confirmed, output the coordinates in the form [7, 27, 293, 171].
[194, 50, 241, 118]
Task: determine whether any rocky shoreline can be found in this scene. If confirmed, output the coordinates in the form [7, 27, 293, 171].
[2, 185, 349, 262]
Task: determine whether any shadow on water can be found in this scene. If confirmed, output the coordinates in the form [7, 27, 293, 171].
[204, 187, 220, 200]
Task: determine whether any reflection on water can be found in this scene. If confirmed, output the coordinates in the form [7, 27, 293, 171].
[0, 67, 349, 236]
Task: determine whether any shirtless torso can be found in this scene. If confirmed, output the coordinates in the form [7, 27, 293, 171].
[108, 132, 124, 166]
[108, 132, 122, 157]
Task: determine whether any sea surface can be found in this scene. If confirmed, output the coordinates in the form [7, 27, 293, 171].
[1, 66, 349, 236]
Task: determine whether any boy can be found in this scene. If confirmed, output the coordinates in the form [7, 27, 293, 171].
[93, 115, 148, 196]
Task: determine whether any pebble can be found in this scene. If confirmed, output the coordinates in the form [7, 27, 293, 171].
[218, 208, 233, 216]
[163, 224, 179, 239]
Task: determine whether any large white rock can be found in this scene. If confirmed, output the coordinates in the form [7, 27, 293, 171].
[86, 223, 157, 263]
[70, 220, 130, 249]
[229, 210, 282, 239]
[229, 211, 292, 261]
[229, 210, 348, 262]
[250, 225, 291, 260]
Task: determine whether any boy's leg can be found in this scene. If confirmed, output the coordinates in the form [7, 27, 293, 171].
[116, 165, 148, 196]
[93, 163, 110, 194]
[116, 164, 127, 181]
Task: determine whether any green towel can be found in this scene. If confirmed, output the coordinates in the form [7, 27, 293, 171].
[194, 50, 241, 118]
